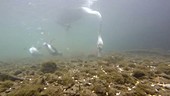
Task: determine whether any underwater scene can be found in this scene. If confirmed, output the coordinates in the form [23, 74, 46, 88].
[0, 0, 170, 96]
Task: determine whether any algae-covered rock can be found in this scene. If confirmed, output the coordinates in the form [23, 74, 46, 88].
[122, 73, 135, 85]
[80, 89, 97, 96]
[0, 72, 23, 81]
[92, 82, 107, 96]
[13, 70, 23, 76]
[128, 63, 136, 68]
[40, 86, 63, 96]
[57, 73, 75, 86]
[107, 87, 117, 96]
[40, 61, 58, 73]
[0, 80, 13, 92]
[132, 70, 146, 79]
[8, 84, 43, 96]
[0, 51, 170, 96]
[134, 83, 156, 95]
[157, 64, 170, 75]
[105, 55, 124, 64]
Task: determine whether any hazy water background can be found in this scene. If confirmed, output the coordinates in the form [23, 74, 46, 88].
[0, 0, 170, 60]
